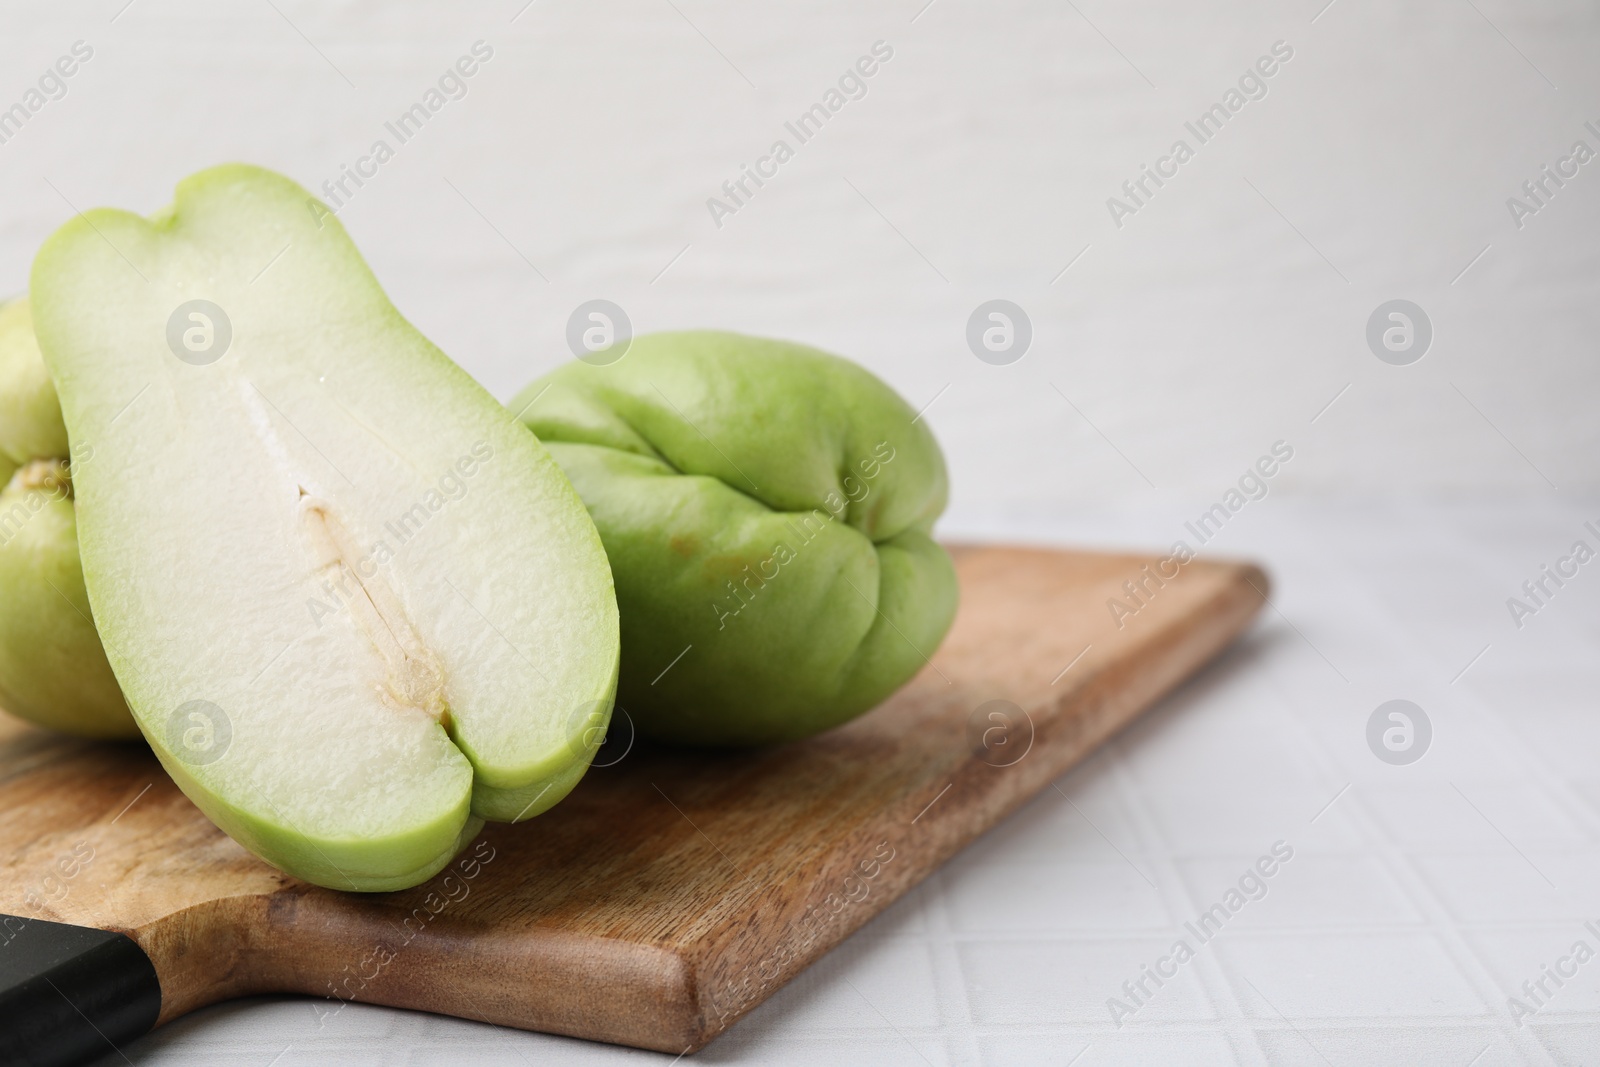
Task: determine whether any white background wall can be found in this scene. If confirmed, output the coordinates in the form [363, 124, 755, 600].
[0, 0, 1595, 538]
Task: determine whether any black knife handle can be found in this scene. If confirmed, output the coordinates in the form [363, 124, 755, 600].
[0, 914, 161, 1066]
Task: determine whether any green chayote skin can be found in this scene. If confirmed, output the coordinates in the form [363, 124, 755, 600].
[0, 298, 135, 738]
[514, 330, 958, 747]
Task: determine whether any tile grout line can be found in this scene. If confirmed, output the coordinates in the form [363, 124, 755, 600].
[1338, 510, 1594, 1067]
[918, 868, 988, 1067]
[1254, 587, 1561, 1067]
[1096, 735, 1275, 1066]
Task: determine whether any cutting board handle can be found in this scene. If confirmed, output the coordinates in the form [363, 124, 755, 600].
[0, 914, 160, 1066]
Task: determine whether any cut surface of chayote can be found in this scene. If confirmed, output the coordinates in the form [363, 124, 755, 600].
[32, 164, 619, 890]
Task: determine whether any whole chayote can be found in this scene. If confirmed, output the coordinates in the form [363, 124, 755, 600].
[514, 330, 958, 746]
[0, 297, 134, 738]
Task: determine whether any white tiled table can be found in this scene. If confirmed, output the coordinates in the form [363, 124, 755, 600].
[98, 496, 1600, 1066]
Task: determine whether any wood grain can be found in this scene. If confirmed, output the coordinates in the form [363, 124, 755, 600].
[0, 545, 1267, 1053]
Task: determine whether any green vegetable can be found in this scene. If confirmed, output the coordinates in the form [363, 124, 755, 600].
[0, 297, 134, 738]
[31, 164, 619, 890]
[515, 330, 957, 746]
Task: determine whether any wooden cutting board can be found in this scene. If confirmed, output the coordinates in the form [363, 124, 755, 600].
[0, 544, 1267, 1058]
